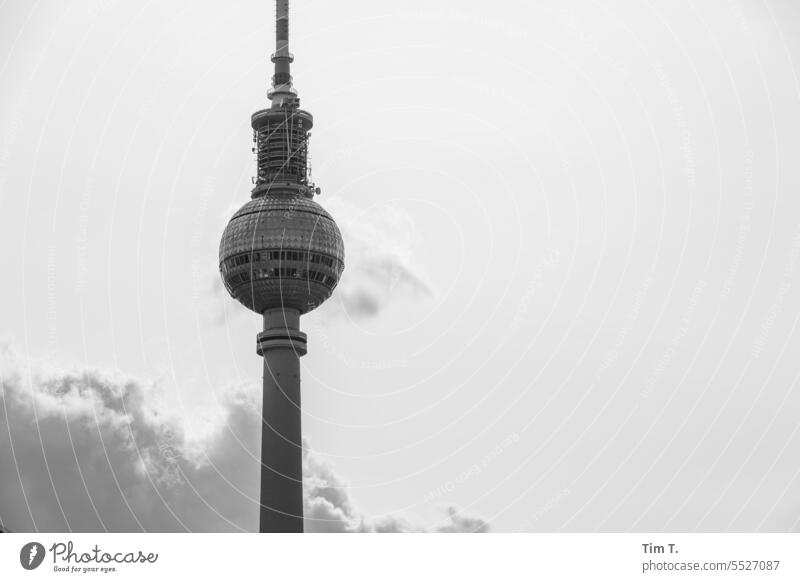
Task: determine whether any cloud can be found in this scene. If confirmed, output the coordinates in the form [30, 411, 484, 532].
[326, 198, 433, 320]
[0, 341, 486, 533]
[0, 340, 261, 532]
[303, 444, 489, 533]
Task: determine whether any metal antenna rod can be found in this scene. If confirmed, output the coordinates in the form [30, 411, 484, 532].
[270, 0, 296, 104]
[276, 0, 289, 56]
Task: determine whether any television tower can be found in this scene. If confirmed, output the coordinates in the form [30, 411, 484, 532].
[219, 0, 345, 533]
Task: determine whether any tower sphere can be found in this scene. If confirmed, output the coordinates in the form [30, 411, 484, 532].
[219, 195, 345, 314]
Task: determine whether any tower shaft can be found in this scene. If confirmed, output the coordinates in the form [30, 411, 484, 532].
[257, 308, 307, 533]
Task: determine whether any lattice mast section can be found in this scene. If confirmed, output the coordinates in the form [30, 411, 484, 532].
[251, 0, 316, 198]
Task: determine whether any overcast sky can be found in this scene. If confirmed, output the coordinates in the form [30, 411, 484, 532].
[2, 0, 800, 532]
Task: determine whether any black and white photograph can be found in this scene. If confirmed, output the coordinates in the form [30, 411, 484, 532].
[1, 0, 799, 579]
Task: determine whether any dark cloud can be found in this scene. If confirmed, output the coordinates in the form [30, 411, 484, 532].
[0, 342, 486, 533]
[303, 444, 489, 533]
[0, 340, 261, 532]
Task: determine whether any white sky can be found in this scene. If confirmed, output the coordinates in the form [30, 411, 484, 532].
[2, 0, 800, 531]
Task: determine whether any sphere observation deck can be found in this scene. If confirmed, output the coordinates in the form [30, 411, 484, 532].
[219, 195, 345, 314]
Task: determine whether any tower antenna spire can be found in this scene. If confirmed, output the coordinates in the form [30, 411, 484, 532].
[269, 0, 297, 105]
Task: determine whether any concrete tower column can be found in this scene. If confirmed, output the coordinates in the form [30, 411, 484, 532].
[256, 308, 307, 533]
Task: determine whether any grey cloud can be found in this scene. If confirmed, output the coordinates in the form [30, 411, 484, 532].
[321, 197, 433, 321]
[0, 342, 485, 533]
[336, 255, 431, 320]
[303, 444, 489, 533]
[0, 340, 261, 532]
